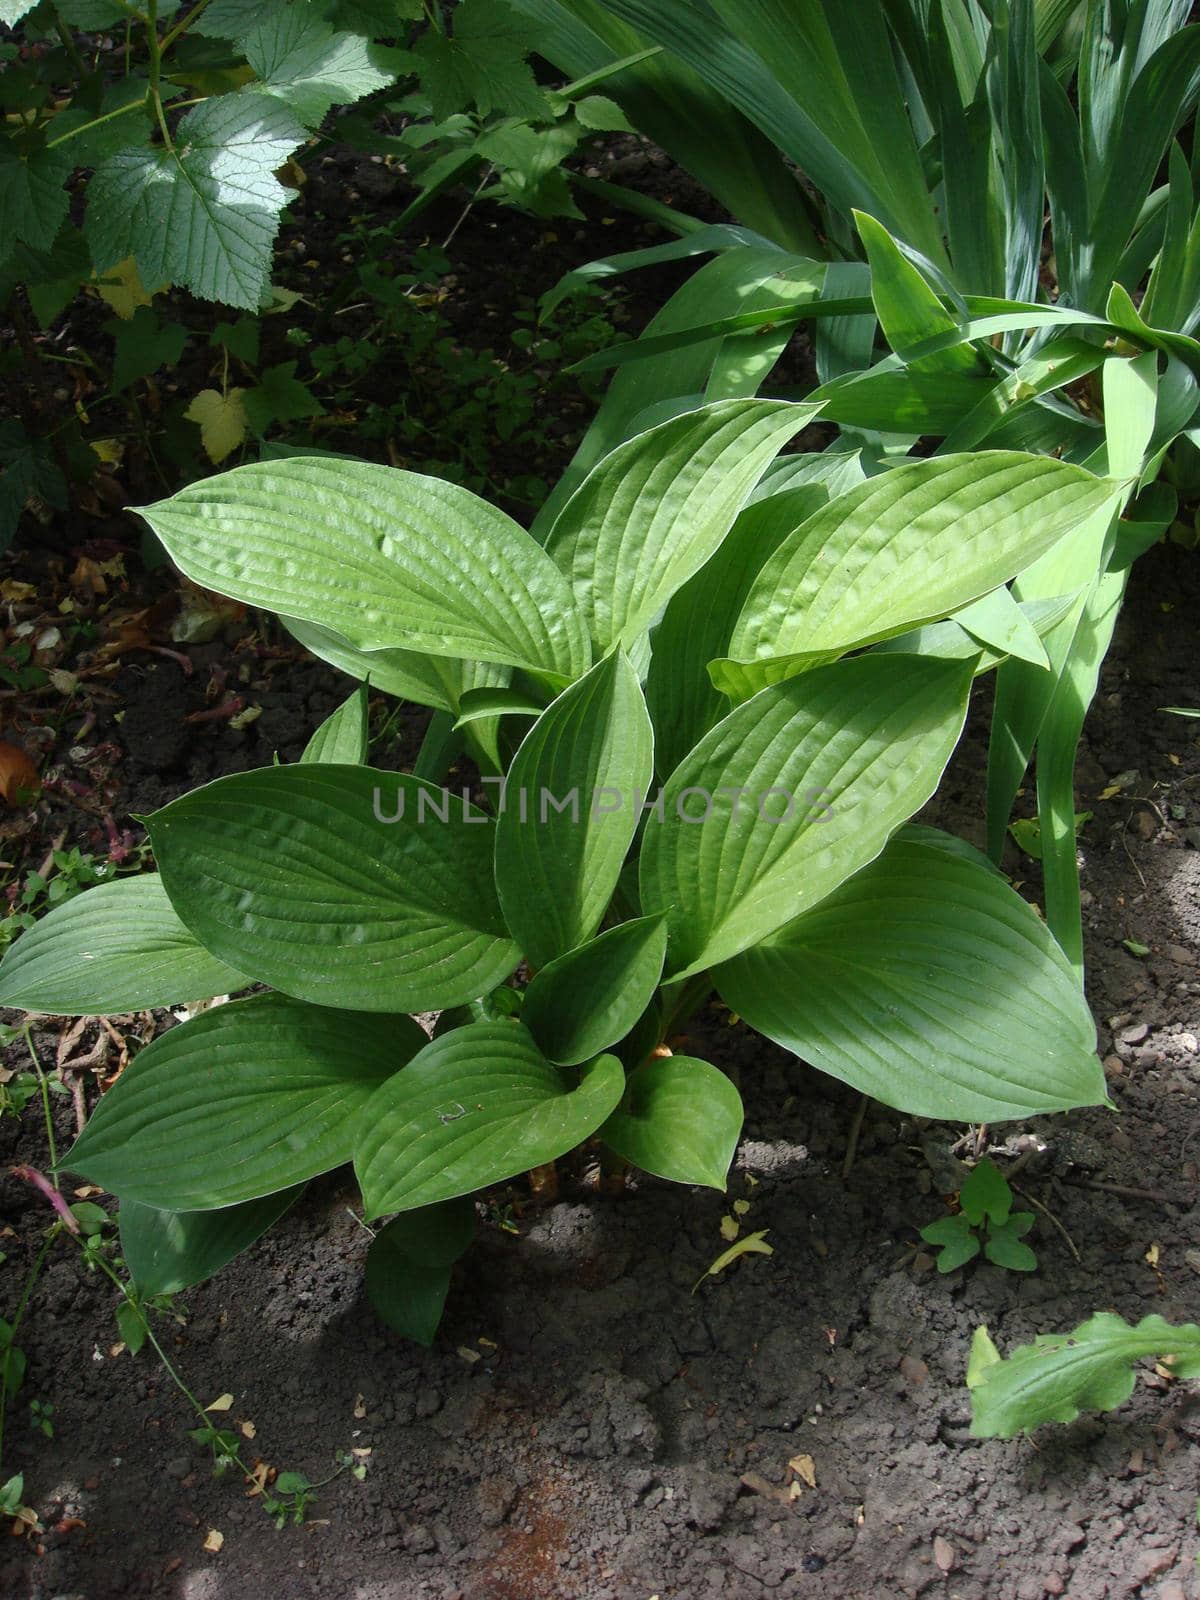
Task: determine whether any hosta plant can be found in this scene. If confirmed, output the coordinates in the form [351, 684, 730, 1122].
[0, 400, 1114, 1340]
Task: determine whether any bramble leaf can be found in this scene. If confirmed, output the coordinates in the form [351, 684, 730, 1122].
[244, 5, 395, 127]
[413, 0, 550, 121]
[185, 389, 249, 464]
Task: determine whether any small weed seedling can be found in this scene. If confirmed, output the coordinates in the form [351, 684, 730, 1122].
[921, 1158, 1037, 1273]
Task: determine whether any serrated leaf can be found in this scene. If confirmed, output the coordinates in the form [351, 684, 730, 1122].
[66, 992, 425, 1208]
[300, 684, 368, 764]
[642, 656, 972, 981]
[969, 1314, 1200, 1439]
[85, 95, 307, 311]
[573, 94, 632, 133]
[544, 399, 815, 654]
[138, 457, 590, 679]
[242, 360, 325, 434]
[0, 874, 247, 1016]
[0, 143, 71, 258]
[185, 388, 248, 464]
[354, 1021, 624, 1216]
[147, 764, 519, 1012]
[715, 827, 1107, 1121]
[0, 2, 38, 24]
[364, 1199, 476, 1346]
[109, 307, 189, 393]
[93, 255, 161, 319]
[413, 0, 550, 121]
[521, 914, 667, 1066]
[495, 652, 653, 968]
[244, 5, 394, 126]
[601, 1055, 742, 1190]
[120, 1188, 302, 1297]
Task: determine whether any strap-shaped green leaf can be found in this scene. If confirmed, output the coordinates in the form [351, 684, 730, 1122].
[139, 457, 591, 680]
[354, 1021, 624, 1216]
[521, 914, 667, 1065]
[0, 875, 247, 1016]
[641, 654, 972, 980]
[301, 684, 368, 764]
[715, 827, 1106, 1122]
[855, 211, 981, 374]
[147, 765, 519, 1012]
[120, 1188, 302, 1298]
[495, 652, 653, 967]
[544, 398, 816, 652]
[718, 451, 1113, 691]
[66, 993, 424, 1208]
[600, 1054, 742, 1189]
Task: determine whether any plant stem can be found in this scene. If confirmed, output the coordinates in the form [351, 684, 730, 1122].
[160, 0, 214, 54]
[50, 8, 89, 79]
[0, 1234, 53, 1478]
[46, 96, 145, 150]
[145, 0, 174, 153]
[21, 1026, 58, 1186]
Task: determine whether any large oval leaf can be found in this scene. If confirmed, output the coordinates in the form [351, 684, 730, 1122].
[641, 654, 973, 979]
[0, 875, 247, 1017]
[544, 398, 816, 652]
[65, 993, 425, 1208]
[721, 451, 1113, 686]
[521, 914, 668, 1066]
[354, 1021, 624, 1216]
[715, 827, 1107, 1122]
[601, 1055, 742, 1190]
[147, 764, 519, 1012]
[495, 652, 653, 968]
[138, 457, 591, 679]
[120, 1188, 303, 1297]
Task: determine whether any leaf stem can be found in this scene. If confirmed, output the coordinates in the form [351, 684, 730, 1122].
[20, 1026, 58, 1186]
[160, 0, 214, 54]
[45, 96, 145, 150]
[145, 0, 174, 153]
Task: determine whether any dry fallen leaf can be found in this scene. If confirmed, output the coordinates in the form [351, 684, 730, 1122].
[788, 1454, 817, 1489]
[1145, 1241, 1161, 1268]
[202, 1528, 224, 1553]
[693, 1231, 773, 1293]
[719, 1214, 739, 1242]
[239, 1419, 256, 1439]
[0, 743, 40, 805]
[205, 1393, 234, 1413]
[457, 1346, 481, 1365]
[353, 1394, 367, 1419]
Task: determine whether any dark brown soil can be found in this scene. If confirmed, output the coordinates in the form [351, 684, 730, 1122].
[0, 543, 1195, 1600]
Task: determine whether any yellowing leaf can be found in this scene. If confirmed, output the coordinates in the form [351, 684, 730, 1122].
[719, 1214, 739, 1242]
[788, 1453, 817, 1488]
[186, 389, 248, 464]
[202, 1528, 224, 1552]
[966, 1325, 1002, 1390]
[693, 1230, 773, 1293]
[239, 1419, 257, 1439]
[733, 1199, 750, 1217]
[94, 256, 163, 319]
[1146, 1242, 1161, 1267]
[205, 1392, 234, 1413]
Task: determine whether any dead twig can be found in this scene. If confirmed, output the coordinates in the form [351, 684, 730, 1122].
[1012, 1182, 1081, 1263]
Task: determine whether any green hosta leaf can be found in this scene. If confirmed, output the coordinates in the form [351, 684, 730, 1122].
[0, 143, 71, 259]
[66, 992, 424, 1208]
[642, 656, 972, 981]
[147, 765, 519, 1012]
[244, 5, 394, 126]
[0, 875, 247, 1016]
[364, 1199, 476, 1347]
[300, 684, 368, 764]
[969, 1314, 1200, 1439]
[715, 827, 1107, 1121]
[646, 481, 828, 778]
[120, 1188, 302, 1297]
[85, 95, 307, 311]
[413, 0, 550, 121]
[953, 587, 1050, 670]
[717, 452, 1113, 693]
[283, 616, 510, 717]
[107, 307, 189, 394]
[601, 1055, 742, 1190]
[139, 458, 590, 679]
[521, 914, 667, 1066]
[355, 1021, 624, 1216]
[453, 686, 542, 728]
[495, 652, 653, 968]
[544, 399, 815, 654]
